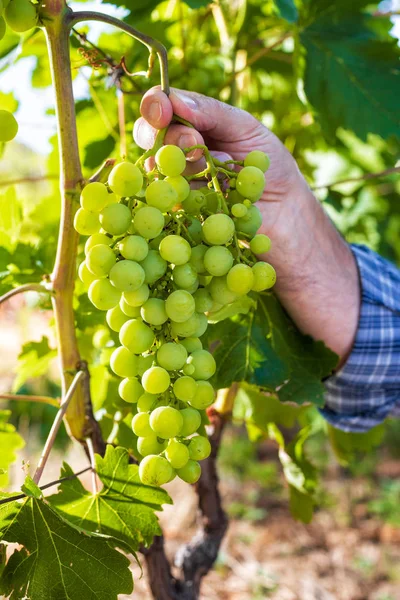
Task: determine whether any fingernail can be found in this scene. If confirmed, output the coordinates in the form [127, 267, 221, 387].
[178, 134, 197, 150]
[148, 101, 162, 123]
[174, 91, 198, 110]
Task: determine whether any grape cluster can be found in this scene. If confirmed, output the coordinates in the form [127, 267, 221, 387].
[75, 139, 275, 487]
[1, 0, 38, 38]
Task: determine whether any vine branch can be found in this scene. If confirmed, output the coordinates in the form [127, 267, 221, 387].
[0, 283, 52, 306]
[0, 174, 59, 187]
[0, 393, 59, 408]
[312, 165, 400, 190]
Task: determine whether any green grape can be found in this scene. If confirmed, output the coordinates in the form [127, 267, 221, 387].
[0, 109, 18, 142]
[86, 244, 116, 277]
[133, 206, 164, 239]
[226, 263, 254, 295]
[184, 280, 200, 295]
[109, 260, 145, 292]
[106, 304, 130, 332]
[88, 279, 121, 310]
[80, 182, 110, 213]
[180, 407, 201, 436]
[137, 435, 167, 457]
[78, 261, 96, 286]
[176, 460, 201, 484]
[150, 406, 183, 438]
[141, 298, 168, 326]
[189, 380, 215, 409]
[250, 234, 271, 254]
[183, 364, 195, 376]
[165, 440, 189, 469]
[4, 0, 37, 32]
[119, 319, 155, 354]
[180, 337, 202, 353]
[198, 274, 212, 286]
[110, 346, 138, 378]
[165, 175, 190, 202]
[100, 203, 132, 236]
[205, 191, 219, 213]
[171, 312, 205, 338]
[203, 246, 233, 277]
[202, 214, 235, 246]
[182, 190, 206, 215]
[227, 188, 245, 206]
[207, 276, 238, 305]
[173, 263, 198, 289]
[119, 297, 141, 317]
[132, 412, 153, 437]
[189, 244, 208, 274]
[231, 203, 247, 218]
[123, 283, 150, 307]
[159, 235, 191, 265]
[85, 233, 111, 255]
[108, 161, 143, 197]
[157, 342, 188, 371]
[165, 289, 195, 322]
[145, 179, 178, 212]
[236, 165, 265, 201]
[244, 150, 270, 173]
[187, 218, 203, 245]
[155, 145, 186, 177]
[119, 377, 144, 403]
[119, 235, 149, 262]
[149, 232, 167, 251]
[251, 262, 276, 291]
[187, 349, 216, 380]
[137, 354, 154, 376]
[74, 208, 100, 236]
[208, 301, 223, 313]
[193, 288, 213, 313]
[234, 205, 262, 237]
[188, 435, 211, 461]
[92, 327, 110, 349]
[142, 366, 170, 394]
[137, 393, 158, 412]
[139, 455, 173, 486]
[173, 376, 197, 401]
[0, 18, 6, 43]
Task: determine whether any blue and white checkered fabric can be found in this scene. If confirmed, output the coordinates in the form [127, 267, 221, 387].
[320, 244, 400, 432]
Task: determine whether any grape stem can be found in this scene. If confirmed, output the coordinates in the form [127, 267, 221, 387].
[136, 127, 168, 167]
[183, 145, 230, 215]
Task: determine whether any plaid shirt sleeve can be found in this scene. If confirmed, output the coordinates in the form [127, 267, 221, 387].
[320, 244, 400, 433]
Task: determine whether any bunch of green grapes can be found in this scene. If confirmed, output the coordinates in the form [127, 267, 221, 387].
[1, 0, 38, 38]
[75, 138, 275, 487]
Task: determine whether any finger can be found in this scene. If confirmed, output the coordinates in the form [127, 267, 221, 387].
[140, 87, 173, 129]
[134, 118, 205, 161]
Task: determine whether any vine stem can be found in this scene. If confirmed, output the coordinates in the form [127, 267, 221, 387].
[0, 283, 53, 305]
[183, 144, 230, 214]
[312, 165, 400, 190]
[0, 393, 59, 408]
[0, 174, 59, 187]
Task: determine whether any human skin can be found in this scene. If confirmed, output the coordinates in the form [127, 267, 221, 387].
[133, 87, 360, 364]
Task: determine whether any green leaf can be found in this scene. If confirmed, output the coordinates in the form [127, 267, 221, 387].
[84, 135, 116, 170]
[183, 0, 212, 7]
[274, 0, 298, 23]
[327, 422, 385, 465]
[20, 476, 42, 499]
[0, 92, 18, 112]
[48, 446, 172, 553]
[12, 337, 57, 392]
[0, 492, 133, 600]
[0, 411, 24, 489]
[0, 188, 22, 253]
[207, 295, 255, 324]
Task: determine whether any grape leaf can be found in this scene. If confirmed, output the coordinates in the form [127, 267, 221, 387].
[274, 0, 298, 23]
[48, 446, 171, 553]
[12, 337, 57, 392]
[84, 135, 116, 170]
[0, 490, 133, 600]
[327, 422, 385, 465]
[0, 411, 25, 489]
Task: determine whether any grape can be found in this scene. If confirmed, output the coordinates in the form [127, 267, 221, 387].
[234, 204, 262, 237]
[203, 246, 233, 276]
[226, 263, 254, 295]
[180, 337, 203, 353]
[110, 346, 138, 378]
[137, 354, 155, 376]
[139, 454, 173, 486]
[207, 276, 238, 305]
[85, 233, 111, 255]
[100, 203, 132, 236]
[4, 0, 37, 32]
[180, 407, 201, 436]
[187, 218, 203, 244]
[202, 214, 235, 246]
[133, 206, 164, 239]
[236, 165, 265, 201]
[120, 319, 155, 354]
[173, 264, 198, 289]
[198, 274, 212, 286]
[189, 244, 208, 274]
[187, 349, 216, 380]
[183, 364, 195, 376]
[155, 145, 186, 177]
[182, 190, 206, 215]
[80, 182, 110, 212]
[108, 161, 143, 197]
[188, 436, 211, 461]
[106, 305, 130, 332]
[244, 150, 270, 173]
[231, 203, 247, 218]
[86, 244, 116, 277]
[165, 289, 195, 322]
[165, 440, 189, 469]
[176, 460, 201, 484]
[150, 406, 183, 439]
[173, 376, 197, 401]
[88, 279, 121, 310]
[251, 262, 276, 291]
[250, 234, 271, 254]
[140, 250, 167, 285]
[142, 366, 170, 394]
[0, 110, 18, 142]
[145, 179, 178, 212]
[137, 393, 158, 412]
[132, 412, 152, 437]
[119, 235, 149, 262]
[123, 283, 150, 307]
[159, 235, 191, 265]
[140, 298, 168, 326]
[92, 327, 110, 349]
[193, 313, 209, 336]
[157, 343, 188, 371]
[171, 312, 206, 338]
[119, 297, 141, 317]
[165, 176, 190, 202]
[0, 18, 6, 43]
[78, 261, 96, 286]
[109, 260, 145, 292]
[119, 377, 144, 403]
[74, 208, 100, 236]
[227, 188, 245, 205]
[192, 288, 213, 313]
[189, 380, 215, 409]
[205, 191, 219, 213]
[137, 435, 166, 457]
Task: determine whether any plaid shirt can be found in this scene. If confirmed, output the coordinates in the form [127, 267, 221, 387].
[320, 245, 400, 433]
